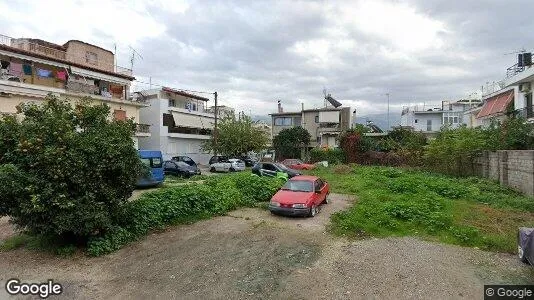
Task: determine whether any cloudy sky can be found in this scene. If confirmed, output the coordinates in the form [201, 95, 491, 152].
[1, 0, 533, 119]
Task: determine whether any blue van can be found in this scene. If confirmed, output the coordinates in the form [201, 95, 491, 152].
[136, 150, 165, 187]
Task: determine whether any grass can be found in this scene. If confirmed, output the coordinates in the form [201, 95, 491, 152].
[308, 165, 534, 253]
[0, 233, 77, 256]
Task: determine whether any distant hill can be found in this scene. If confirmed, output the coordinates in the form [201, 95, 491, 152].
[251, 114, 271, 123]
[356, 113, 401, 132]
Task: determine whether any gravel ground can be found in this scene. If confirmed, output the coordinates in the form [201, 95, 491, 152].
[0, 193, 532, 299]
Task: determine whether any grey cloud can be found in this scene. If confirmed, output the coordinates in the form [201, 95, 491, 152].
[129, 0, 533, 116]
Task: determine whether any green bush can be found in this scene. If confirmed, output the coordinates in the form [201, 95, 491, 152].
[312, 165, 534, 253]
[87, 173, 284, 256]
[0, 95, 142, 241]
[309, 148, 345, 164]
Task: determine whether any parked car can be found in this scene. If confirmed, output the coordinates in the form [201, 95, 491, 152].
[210, 158, 246, 172]
[136, 150, 164, 187]
[280, 159, 316, 170]
[239, 155, 258, 167]
[251, 162, 301, 178]
[164, 160, 201, 177]
[171, 155, 198, 167]
[209, 155, 229, 165]
[269, 175, 330, 217]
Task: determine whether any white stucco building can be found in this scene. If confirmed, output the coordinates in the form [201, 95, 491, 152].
[400, 100, 480, 137]
[138, 87, 225, 165]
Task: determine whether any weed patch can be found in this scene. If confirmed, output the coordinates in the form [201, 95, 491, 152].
[310, 165, 534, 253]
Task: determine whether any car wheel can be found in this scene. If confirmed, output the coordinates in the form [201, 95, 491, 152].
[323, 193, 330, 204]
[210, 167, 216, 173]
[309, 205, 317, 217]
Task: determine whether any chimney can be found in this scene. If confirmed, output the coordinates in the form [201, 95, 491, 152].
[301, 102, 304, 111]
[277, 100, 283, 113]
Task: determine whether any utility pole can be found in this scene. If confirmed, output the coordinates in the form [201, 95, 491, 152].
[213, 91, 218, 155]
[386, 93, 390, 132]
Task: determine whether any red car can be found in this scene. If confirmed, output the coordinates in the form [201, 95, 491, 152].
[269, 175, 330, 217]
[280, 159, 315, 170]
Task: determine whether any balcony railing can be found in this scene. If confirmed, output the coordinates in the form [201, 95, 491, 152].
[136, 123, 151, 133]
[115, 65, 133, 76]
[511, 107, 534, 119]
[507, 63, 525, 78]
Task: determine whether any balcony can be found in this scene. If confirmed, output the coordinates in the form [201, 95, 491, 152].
[511, 107, 534, 119]
[135, 123, 151, 137]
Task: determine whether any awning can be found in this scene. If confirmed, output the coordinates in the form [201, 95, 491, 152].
[70, 66, 130, 85]
[477, 90, 514, 119]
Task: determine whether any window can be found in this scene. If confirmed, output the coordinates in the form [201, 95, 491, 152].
[443, 112, 460, 125]
[315, 115, 319, 123]
[263, 163, 278, 171]
[152, 157, 162, 168]
[85, 51, 98, 65]
[316, 136, 321, 143]
[169, 99, 175, 107]
[113, 110, 126, 121]
[426, 119, 432, 131]
[314, 180, 321, 191]
[282, 180, 313, 192]
[274, 117, 292, 126]
[414, 119, 418, 124]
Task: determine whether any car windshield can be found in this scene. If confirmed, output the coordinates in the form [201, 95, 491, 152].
[175, 161, 190, 168]
[281, 180, 313, 192]
[275, 163, 288, 170]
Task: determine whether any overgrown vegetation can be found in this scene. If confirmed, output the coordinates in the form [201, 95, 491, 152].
[425, 118, 534, 176]
[309, 148, 345, 164]
[0, 95, 143, 245]
[309, 165, 534, 253]
[86, 172, 284, 256]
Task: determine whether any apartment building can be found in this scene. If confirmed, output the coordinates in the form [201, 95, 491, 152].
[138, 87, 224, 164]
[0, 34, 149, 147]
[504, 53, 534, 121]
[270, 102, 352, 148]
[400, 100, 480, 137]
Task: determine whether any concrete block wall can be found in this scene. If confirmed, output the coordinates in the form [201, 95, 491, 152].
[476, 150, 534, 196]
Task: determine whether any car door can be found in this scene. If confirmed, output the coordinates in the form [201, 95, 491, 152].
[313, 179, 328, 205]
[261, 163, 277, 177]
[181, 156, 196, 167]
[163, 161, 173, 175]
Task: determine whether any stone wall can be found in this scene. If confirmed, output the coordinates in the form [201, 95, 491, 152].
[475, 150, 534, 196]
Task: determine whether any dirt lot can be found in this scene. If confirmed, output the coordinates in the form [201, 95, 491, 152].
[0, 194, 532, 299]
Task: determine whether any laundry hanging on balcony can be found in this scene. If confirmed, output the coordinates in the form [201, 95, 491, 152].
[55, 70, 66, 81]
[36, 68, 53, 78]
[22, 64, 32, 75]
[9, 62, 22, 76]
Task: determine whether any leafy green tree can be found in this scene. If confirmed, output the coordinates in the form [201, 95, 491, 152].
[0, 95, 143, 241]
[273, 126, 311, 159]
[202, 114, 268, 156]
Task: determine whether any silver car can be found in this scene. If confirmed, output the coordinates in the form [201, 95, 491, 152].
[210, 158, 246, 172]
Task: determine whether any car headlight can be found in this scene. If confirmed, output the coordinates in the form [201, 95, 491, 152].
[292, 203, 307, 208]
[270, 201, 280, 207]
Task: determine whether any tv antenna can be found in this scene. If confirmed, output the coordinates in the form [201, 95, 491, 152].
[504, 48, 527, 55]
[129, 46, 143, 71]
